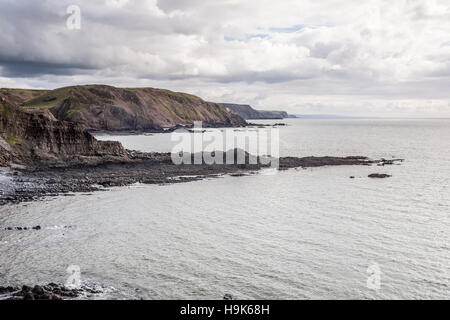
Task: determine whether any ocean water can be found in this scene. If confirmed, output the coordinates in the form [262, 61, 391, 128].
[1, 119, 450, 299]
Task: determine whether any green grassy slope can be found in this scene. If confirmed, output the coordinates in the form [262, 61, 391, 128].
[17, 85, 246, 130]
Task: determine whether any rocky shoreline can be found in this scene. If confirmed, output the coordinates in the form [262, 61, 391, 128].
[0, 283, 103, 300]
[0, 151, 402, 205]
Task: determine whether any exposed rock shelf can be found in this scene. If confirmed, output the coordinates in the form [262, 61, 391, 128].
[0, 152, 403, 205]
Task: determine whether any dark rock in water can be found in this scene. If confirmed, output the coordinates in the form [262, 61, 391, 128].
[377, 158, 404, 166]
[349, 176, 355, 179]
[230, 173, 246, 177]
[0, 286, 19, 294]
[223, 294, 233, 300]
[3, 283, 89, 300]
[32, 285, 44, 295]
[21, 285, 32, 293]
[23, 292, 35, 300]
[368, 173, 391, 178]
[32, 225, 41, 230]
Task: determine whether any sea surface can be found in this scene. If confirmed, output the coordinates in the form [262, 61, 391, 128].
[1, 119, 450, 299]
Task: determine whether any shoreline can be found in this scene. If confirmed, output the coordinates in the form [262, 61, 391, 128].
[88, 122, 288, 136]
[0, 152, 402, 206]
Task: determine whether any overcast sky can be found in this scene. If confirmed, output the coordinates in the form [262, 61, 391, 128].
[0, 0, 449, 117]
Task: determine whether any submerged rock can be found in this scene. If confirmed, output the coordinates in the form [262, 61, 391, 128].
[368, 173, 392, 178]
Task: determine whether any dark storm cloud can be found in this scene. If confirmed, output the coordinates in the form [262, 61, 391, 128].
[0, 59, 96, 77]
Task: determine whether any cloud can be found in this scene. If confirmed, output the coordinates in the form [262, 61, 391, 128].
[0, 0, 449, 116]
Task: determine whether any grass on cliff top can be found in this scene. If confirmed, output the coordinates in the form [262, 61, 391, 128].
[0, 101, 12, 116]
[6, 136, 24, 146]
[0, 88, 49, 105]
[22, 85, 205, 110]
[22, 87, 75, 110]
[154, 88, 202, 101]
[14, 85, 235, 124]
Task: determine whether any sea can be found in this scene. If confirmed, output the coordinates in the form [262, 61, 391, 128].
[1, 118, 449, 299]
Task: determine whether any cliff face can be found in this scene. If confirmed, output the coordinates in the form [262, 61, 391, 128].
[219, 103, 288, 120]
[259, 110, 289, 119]
[13, 85, 246, 131]
[0, 93, 127, 167]
[219, 103, 264, 120]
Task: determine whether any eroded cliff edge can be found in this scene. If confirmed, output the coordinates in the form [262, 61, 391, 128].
[0, 93, 128, 168]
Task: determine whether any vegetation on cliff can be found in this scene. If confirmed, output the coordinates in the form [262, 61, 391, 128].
[1, 85, 246, 131]
[219, 103, 288, 120]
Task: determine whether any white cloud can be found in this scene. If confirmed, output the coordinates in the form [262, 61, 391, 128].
[0, 0, 449, 116]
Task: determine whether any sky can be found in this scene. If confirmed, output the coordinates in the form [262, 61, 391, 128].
[0, 0, 449, 117]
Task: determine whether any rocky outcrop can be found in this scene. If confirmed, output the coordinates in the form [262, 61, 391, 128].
[368, 173, 392, 178]
[0, 93, 127, 167]
[8, 85, 246, 131]
[219, 103, 289, 119]
[1, 283, 102, 300]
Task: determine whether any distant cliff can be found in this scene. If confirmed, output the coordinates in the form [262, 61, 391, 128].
[0, 93, 127, 167]
[0, 85, 246, 131]
[259, 110, 289, 119]
[219, 103, 289, 120]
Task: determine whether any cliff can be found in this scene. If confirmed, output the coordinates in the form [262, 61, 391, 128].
[259, 110, 289, 119]
[219, 103, 288, 120]
[0, 93, 127, 168]
[6, 85, 246, 131]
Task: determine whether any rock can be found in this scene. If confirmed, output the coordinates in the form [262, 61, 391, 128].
[32, 285, 44, 295]
[0, 286, 18, 294]
[349, 176, 355, 179]
[2, 283, 84, 300]
[230, 173, 246, 177]
[0, 93, 128, 169]
[32, 225, 41, 230]
[21, 285, 32, 293]
[0, 149, 404, 205]
[368, 173, 391, 178]
[37, 292, 52, 300]
[23, 292, 35, 300]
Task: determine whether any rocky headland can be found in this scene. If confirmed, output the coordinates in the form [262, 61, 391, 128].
[219, 103, 289, 120]
[1, 85, 246, 132]
[0, 86, 403, 206]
